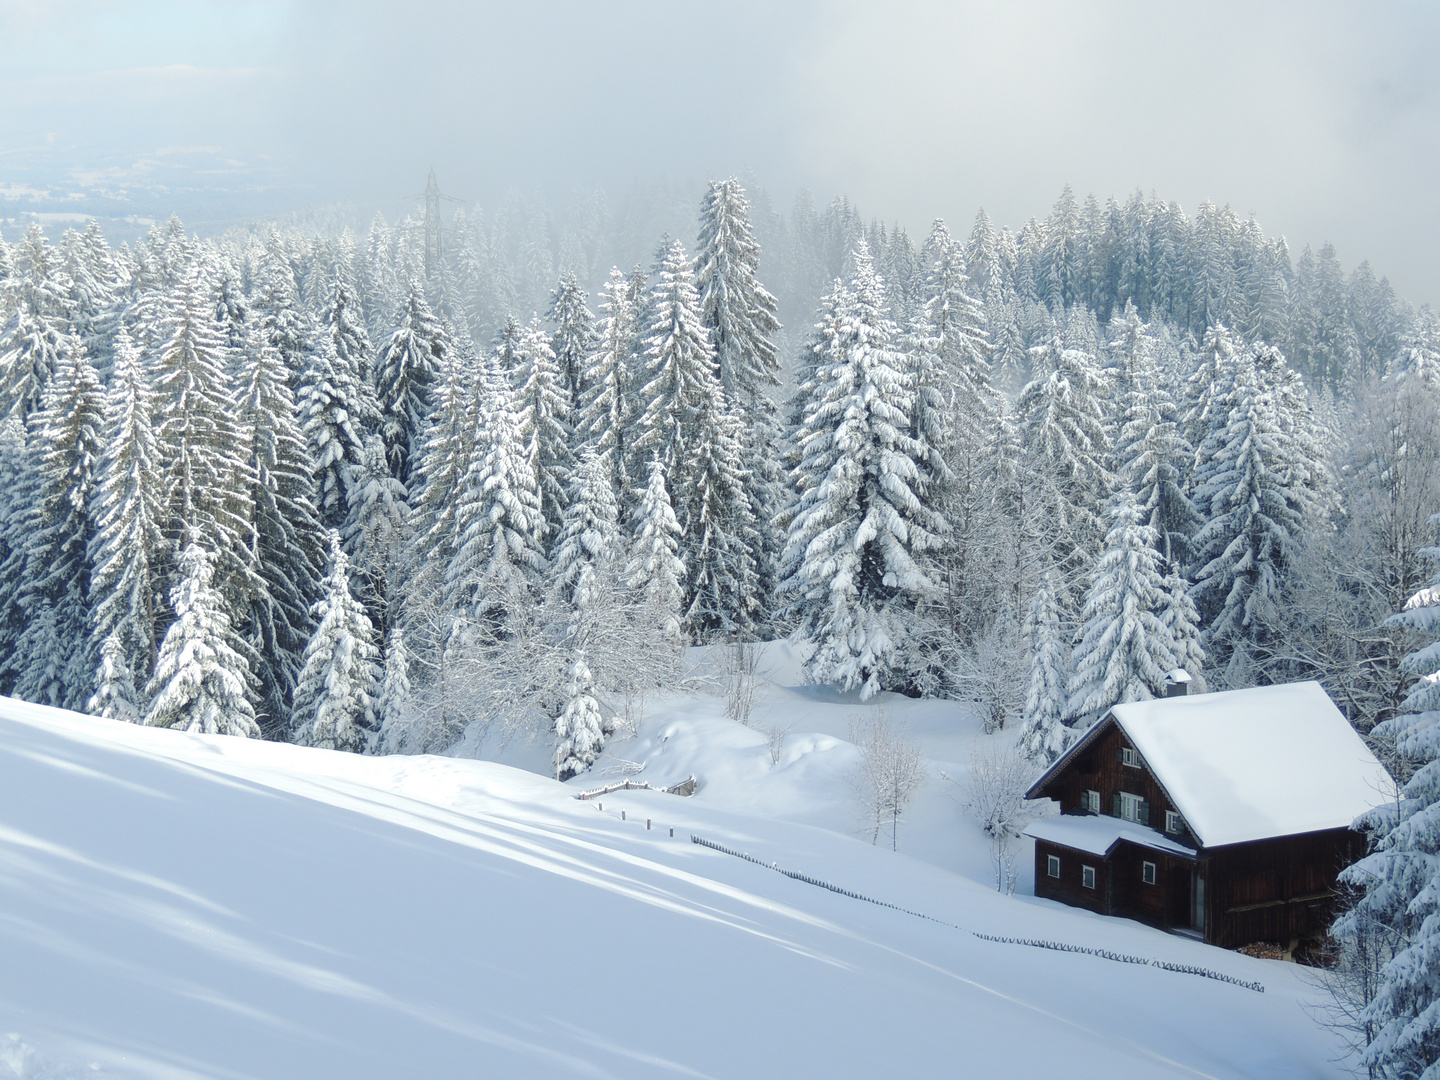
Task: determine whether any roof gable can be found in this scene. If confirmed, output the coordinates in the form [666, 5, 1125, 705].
[1076, 682, 1393, 847]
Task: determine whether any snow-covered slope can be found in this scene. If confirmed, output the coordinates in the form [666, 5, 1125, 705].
[0, 659, 1349, 1079]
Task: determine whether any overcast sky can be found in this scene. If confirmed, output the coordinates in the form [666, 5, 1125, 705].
[3, 1, 1439, 305]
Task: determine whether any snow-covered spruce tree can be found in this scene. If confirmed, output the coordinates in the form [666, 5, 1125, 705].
[88, 328, 165, 693]
[554, 650, 605, 781]
[694, 177, 783, 417]
[238, 342, 325, 733]
[577, 267, 637, 504]
[90, 631, 141, 723]
[1016, 332, 1114, 590]
[547, 272, 596, 401]
[1183, 321, 1244, 462]
[630, 239, 718, 484]
[144, 543, 260, 737]
[512, 315, 573, 533]
[680, 384, 760, 638]
[1018, 566, 1071, 765]
[625, 456, 686, 654]
[254, 248, 312, 375]
[446, 366, 546, 646]
[779, 241, 946, 698]
[1190, 343, 1328, 680]
[0, 301, 66, 419]
[0, 416, 33, 693]
[344, 434, 410, 638]
[549, 449, 621, 779]
[299, 336, 371, 531]
[1110, 304, 1200, 569]
[375, 283, 450, 485]
[151, 265, 253, 584]
[1334, 573, 1440, 1079]
[291, 532, 379, 752]
[1065, 491, 1178, 731]
[13, 336, 106, 710]
[409, 351, 485, 619]
[375, 625, 412, 752]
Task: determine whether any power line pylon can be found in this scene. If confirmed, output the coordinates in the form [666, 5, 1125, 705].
[418, 168, 464, 281]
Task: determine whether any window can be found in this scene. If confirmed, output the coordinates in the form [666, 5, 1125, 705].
[1047, 854, 1061, 878]
[1165, 810, 1184, 835]
[1082, 865, 1096, 890]
[1118, 791, 1150, 826]
[1142, 861, 1157, 885]
[1081, 789, 1100, 814]
[1120, 746, 1141, 768]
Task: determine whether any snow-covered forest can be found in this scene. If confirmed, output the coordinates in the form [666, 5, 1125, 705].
[0, 180, 1430, 761]
[7, 176, 1440, 1075]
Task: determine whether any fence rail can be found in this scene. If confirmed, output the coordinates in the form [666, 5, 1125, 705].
[574, 776, 698, 800]
[688, 834, 1265, 994]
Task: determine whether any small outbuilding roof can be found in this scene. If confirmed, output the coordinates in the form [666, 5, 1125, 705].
[1027, 681, 1395, 849]
[1024, 814, 1195, 859]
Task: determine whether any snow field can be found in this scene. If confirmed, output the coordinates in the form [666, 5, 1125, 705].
[0, 651, 1350, 1078]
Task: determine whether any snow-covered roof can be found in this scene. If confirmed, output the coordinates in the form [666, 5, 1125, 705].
[1097, 682, 1392, 848]
[1025, 814, 1195, 858]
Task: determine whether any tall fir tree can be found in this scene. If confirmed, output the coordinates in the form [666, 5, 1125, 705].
[291, 532, 379, 752]
[547, 272, 596, 401]
[512, 316, 573, 534]
[778, 242, 945, 697]
[375, 283, 450, 485]
[1018, 566, 1071, 764]
[144, 543, 261, 737]
[1065, 492, 1179, 729]
[625, 456, 685, 653]
[13, 336, 106, 710]
[88, 329, 165, 690]
[577, 267, 637, 506]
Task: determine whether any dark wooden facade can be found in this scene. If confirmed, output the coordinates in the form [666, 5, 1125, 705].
[1029, 714, 1365, 949]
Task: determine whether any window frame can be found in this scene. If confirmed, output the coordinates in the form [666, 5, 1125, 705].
[1118, 791, 1147, 824]
[1081, 789, 1100, 814]
[1142, 860, 1157, 885]
[1082, 865, 1097, 890]
[1165, 810, 1184, 835]
[1046, 854, 1061, 878]
[1120, 746, 1141, 768]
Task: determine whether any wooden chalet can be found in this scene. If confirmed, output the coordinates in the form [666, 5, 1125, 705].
[1023, 679, 1392, 950]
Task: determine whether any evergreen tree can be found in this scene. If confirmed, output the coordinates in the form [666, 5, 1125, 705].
[151, 265, 252, 584]
[1065, 492, 1178, 729]
[512, 316, 573, 533]
[238, 342, 325, 732]
[344, 434, 410, 638]
[548, 272, 596, 401]
[1016, 333, 1114, 587]
[554, 652, 604, 781]
[299, 337, 369, 530]
[778, 242, 945, 698]
[694, 178, 782, 415]
[1018, 567, 1070, 764]
[375, 283, 450, 484]
[88, 329, 165, 686]
[625, 456, 685, 652]
[577, 267, 637, 505]
[1190, 344, 1327, 677]
[376, 625, 412, 751]
[144, 543, 261, 737]
[13, 336, 106, 709]
[631, 240, 719, 481]
[291, 532, 379, 752]
[0, 301, 66, 419]
[89, 631, 141, 723]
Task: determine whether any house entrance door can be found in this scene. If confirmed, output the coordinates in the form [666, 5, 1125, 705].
[1191, 871, 1205, 932]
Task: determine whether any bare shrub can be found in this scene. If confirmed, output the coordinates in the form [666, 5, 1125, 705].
[850, 710, 926, 850]
[951, 740, 1038, 893]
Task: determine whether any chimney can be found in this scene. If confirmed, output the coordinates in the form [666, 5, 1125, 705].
[1164, 668, 1192, 698]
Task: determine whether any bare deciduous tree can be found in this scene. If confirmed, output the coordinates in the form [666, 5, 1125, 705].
[951, 739, 1038, 893]
[850, 710, 926, 850]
